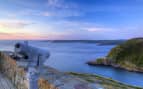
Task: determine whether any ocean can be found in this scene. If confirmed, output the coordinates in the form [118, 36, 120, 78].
[0, 40, 143, 87]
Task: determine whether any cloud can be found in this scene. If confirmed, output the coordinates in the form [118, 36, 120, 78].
[0, 0, 80, 18]
[45, 0, 80, 17]
[41, 12, 52, 16]
[51, 20, 112, 32]
[41, 11, 81, 17]
[47, 0, 59, 6]
[5, 9, 52, 17]
[0, 32, 48, 40]
[86, 27, 112, 32]
[0, 32, 11, 36]
[0, 31, 81, 40]
[47, 0, 77, 9]
[86, 27, 103, 32]
[0, 20, 33, 29]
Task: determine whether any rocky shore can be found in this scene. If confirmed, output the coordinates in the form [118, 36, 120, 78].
[87, 58, 143, 73]
[69, 72, 142, 89]
[87, 38, 143, 73]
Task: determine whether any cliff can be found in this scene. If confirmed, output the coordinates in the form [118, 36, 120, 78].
[0, 51, 97, 89]
[0, 51, 141, 89]
[87, 38, 143, 72]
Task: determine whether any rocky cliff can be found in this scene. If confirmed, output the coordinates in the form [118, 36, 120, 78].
[87, 38, 143, 72]
[0, 51, 97, 89]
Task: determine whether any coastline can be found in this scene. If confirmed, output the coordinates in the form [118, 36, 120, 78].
[87, 58, 143, 73]
[68, 72, 142, 89]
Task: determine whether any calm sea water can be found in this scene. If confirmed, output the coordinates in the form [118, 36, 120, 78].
[0, 40, 143, 87]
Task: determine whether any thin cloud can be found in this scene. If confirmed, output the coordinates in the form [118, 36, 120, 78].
[0, 32, 11, 36]
[47, 0, 77, 9]
[41, 12, 52, 16]
[0, 20, 34, 29]
[87, 27, 102, 32]
[0, 32, 48, 40]
[0, 0, 80, 18]
[86, 27, 111, 32]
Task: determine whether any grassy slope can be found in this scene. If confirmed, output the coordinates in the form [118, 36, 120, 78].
[88, 38, 143, 72]
[69, 72, 142, 89]
[107, 38, 143, 69]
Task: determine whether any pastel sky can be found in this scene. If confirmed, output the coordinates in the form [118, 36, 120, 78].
[0, 0, 143, 40]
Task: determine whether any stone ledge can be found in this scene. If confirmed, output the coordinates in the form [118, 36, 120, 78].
[0, 51, 97, 89]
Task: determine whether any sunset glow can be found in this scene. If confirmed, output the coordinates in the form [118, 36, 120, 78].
[0, 0, 143, 40]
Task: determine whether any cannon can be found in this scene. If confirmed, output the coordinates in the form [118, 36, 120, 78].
[14, 41, 50, 67]
[14, 41, 50, 89]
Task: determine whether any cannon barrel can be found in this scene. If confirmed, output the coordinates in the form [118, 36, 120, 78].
[14, 42, 50, 67]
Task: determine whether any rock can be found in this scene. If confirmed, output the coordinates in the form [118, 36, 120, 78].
[87, 38, 143, 73]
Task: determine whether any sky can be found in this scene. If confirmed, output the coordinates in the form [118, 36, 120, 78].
[0, 0, 143, 40]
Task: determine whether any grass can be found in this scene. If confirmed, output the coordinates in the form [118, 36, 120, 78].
[89, 38, 143, 72]
[68, 72, 143, 89]
[107, 38, 143, 68]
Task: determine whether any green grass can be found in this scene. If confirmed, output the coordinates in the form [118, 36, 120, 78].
[68, 72, 142, 89]
[85, 38, 143, 89]
[107, 38, 143, 68]
[90, 38, 143, 72]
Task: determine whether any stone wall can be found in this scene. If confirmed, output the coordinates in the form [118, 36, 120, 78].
[0, 51, 95, 89]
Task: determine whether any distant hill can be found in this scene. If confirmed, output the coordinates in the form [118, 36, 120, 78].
[42, 40, 126, 45]
[87, 38, 143, 72]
